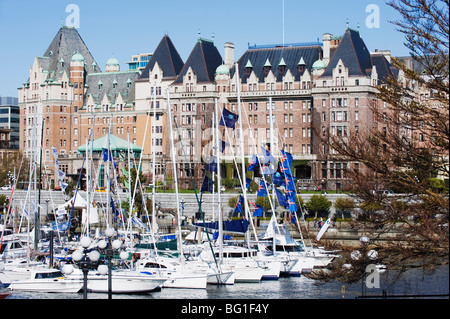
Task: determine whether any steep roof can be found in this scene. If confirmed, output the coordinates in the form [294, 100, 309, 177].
[139, 35, 184, 79]
[42, 27, 100, 79]
[370, 53, 394, 84]
[322, 28, 372, 77]
[232, 45, 322, 82]
[84, 70, 140, 105]
[174, 38, 223, 83]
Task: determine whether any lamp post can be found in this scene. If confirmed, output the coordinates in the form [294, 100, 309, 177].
[71, 236, 100, 299]
[97, 228, 128, 299]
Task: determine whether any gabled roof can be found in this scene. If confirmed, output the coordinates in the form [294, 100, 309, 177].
[232, 45, 321, 82]
[322, 28, 372, 77]
[174, 38, 223, 83]
[42, 27, 100, 80]
[139, 35, 184, 80]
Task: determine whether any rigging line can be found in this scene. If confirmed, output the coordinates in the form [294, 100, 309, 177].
[129, 90, 153, 224]
[219, 105, 259, 245]
[128, 144, 160, 261]
[63, 119, 95, 242]
[170, 97, 219, 269]
[0, 153, 26, 247]
[238, 99, 280, 223]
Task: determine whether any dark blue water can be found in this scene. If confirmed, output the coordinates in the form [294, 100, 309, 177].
[2, 265, 448, 300]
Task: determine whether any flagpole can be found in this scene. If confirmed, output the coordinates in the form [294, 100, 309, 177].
[235, 63, 253, 249]
[268, 96, 277, 254]
[214, 98, 223, 266]
[167, 88, 184, 265]
[86, 138, 90, 236]
[152, 84, 157, 236]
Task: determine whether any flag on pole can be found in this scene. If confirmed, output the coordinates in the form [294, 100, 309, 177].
[205, 156, 218, 173]
[275, 188, 288, 208]
[290, 211, 298, 225]
[219, 108, 239, 129]
[245, 178, 252, 190]
[257, 180, 268, 197]
[261, 147, 276, 175]
[201, 175, 214, 193]
[58, 170, 66, 181]
[280, 149, 293, 176]
[217, 139, 230, 153]
[287, 195, 298, 212]
[234, 195, 244, 213]
[248, 154, 259, 172]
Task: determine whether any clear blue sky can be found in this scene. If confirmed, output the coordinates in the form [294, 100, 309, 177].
[0, 0, 410, 98]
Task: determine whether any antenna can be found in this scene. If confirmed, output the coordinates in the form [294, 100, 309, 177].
[282, 0, 285, 48]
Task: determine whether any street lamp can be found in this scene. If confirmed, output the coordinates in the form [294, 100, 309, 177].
[97, 227, 128, 299]
[70, 236, 100, 299]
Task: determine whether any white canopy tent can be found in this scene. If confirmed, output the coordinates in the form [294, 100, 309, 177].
[58, 194, 99, 225]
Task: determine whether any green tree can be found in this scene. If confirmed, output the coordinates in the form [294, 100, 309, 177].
[305, 195, 332, 218]
[334, 197, 355, 219]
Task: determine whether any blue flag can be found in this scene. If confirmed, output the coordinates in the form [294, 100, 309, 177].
[246, 178, 252, 190]
[257, 179, 268, 197]
[290, 211, 297, 224]
[219, 108, 239, 129]
[248, 154, 259, 172]
[102, 148, 112, 162]
[285, 174, 296, 192]
[280, 150, 293, 176]
[201, 175, 214, 193]
[271, 171, 285, 187]
[275, 188, 288, 208]
[110, 197, 117, 216]
[218, 139, 230, 153]
[261, 147, 276, 175]
[235, 195, 244, 213]
[287, 194, 298, 213]
[253, 204, 264, 217]
[205, 156, 217, 173]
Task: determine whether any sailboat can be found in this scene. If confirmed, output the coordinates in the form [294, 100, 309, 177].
[122, 88, 210, 289]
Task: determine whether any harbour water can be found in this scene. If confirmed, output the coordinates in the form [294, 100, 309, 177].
[2, 264, 448, 300]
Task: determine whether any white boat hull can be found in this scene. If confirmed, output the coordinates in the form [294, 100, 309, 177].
[207, 271, 234, 285]
[9, 279, 83, 293]
[231, 267, 264, 283]
[261, 261, 281, 280]
[160, 273, 208, 289]
[84, 275, 165, 294]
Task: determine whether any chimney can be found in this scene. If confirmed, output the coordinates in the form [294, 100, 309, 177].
[323, 33, 332, 65]
[224, 42, 235, 69]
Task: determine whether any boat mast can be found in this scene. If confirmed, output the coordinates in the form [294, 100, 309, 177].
[86, 137, 90, 236]
[166, 89, 184, 264]
[152, 85, 157, 235]
[106, 128, 111, 229]
[235, 63, 252, 248]
[214, 98, 223, 266]
[268, 96, 276, 254]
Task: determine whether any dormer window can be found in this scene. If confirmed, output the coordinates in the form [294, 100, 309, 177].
[278, 58, 287, 74]
[298, 57, 306, 73]
[264, 58, 271, 75]
[245, 60, 253, 76]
